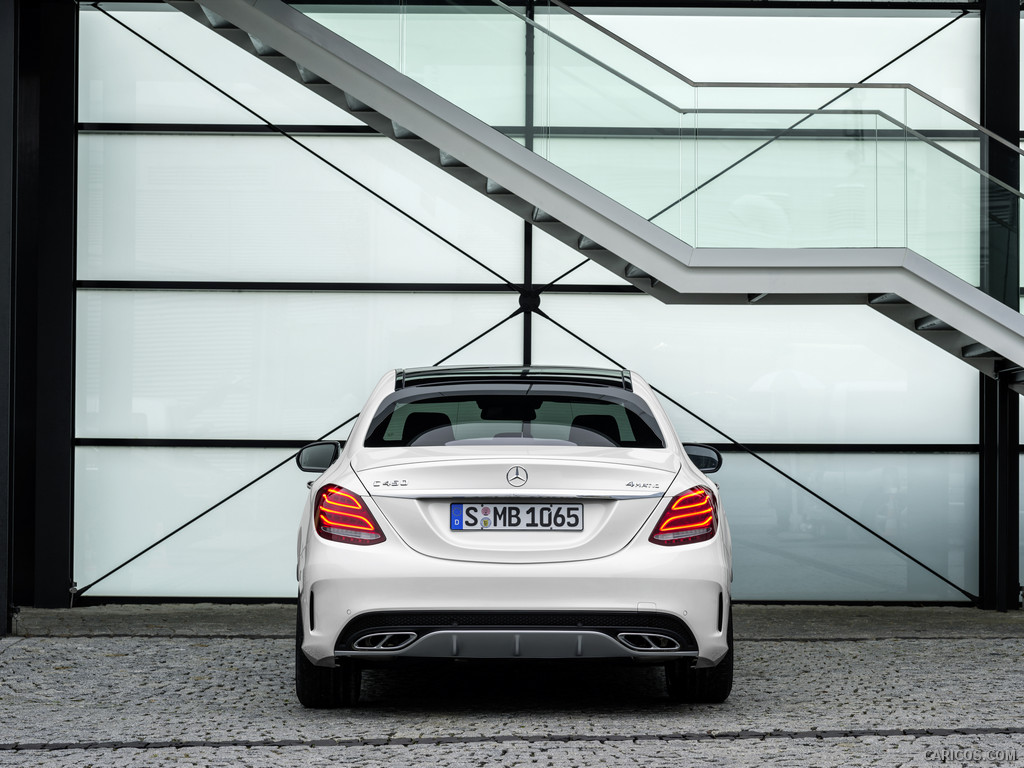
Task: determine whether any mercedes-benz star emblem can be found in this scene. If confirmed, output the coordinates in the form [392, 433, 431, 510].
[506, 466, 528, 487]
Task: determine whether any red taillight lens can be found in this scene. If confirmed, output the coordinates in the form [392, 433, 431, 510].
[649, 487, 717, 546]
[315, 485, 386, 545]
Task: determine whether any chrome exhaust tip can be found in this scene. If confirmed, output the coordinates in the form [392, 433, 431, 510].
[616, 632, 682, 651]
[351, 631, 418, 651]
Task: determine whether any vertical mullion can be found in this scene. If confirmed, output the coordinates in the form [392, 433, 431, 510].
[0, 0, 16, 633]
[11, 0, 78, 609]
[978, 0, 1021, 610]
[523, 0, 535, 366]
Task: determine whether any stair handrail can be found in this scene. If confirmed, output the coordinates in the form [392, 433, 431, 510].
[534, 0, 1024, 160]
[299, 1, 1023, 197]
[473, 0, 1024, 225]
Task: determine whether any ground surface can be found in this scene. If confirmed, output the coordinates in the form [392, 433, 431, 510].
[2, 604, 1023, 767]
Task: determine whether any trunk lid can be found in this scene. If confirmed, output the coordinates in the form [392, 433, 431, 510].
[351, 446, 679, 564]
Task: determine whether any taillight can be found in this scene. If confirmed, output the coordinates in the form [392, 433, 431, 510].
[315, 485, 386, 545]
[649, 486, 717, 545]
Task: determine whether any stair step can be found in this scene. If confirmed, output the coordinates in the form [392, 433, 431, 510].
[869, 293, 908, 305]
[392, 122, 420, 140]
[439, 151, 466, 168]
[962, 343, 1000, 359]
[247, 34, 279, 57]
[296, 65, 326, 84]
[200, 6, 235, 28]
[1004, 367, 1024, 393]
[486, 179, 510, 195]
[915, 315, 953, 331]
[343, 93, 373, 112]
[532, 208, 556, 223]
[625, 264, 658, 286]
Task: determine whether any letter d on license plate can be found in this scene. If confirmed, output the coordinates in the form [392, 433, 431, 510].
[450, 502, 583, 531]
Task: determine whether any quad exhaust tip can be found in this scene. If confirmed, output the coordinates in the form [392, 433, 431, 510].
[351, 632, 418, 651]
[616, 632, 682, 651]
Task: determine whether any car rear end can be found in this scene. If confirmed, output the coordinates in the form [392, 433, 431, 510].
[296, 366, 732, 704]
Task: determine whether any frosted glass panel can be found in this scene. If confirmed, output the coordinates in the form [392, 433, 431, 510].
[77, 134, 523, 283]
[866, 18, 979, 122]
[532, 295, 978, 444]
[75, 447, 305, 597]
[663, 398, 729, 446]
[74, 447, 978, 600]
[307, 8, 526, 126]
[725, 452, 977, 601]
[532, 229, 629, 285]
[79, 9, 358, 125]
[76, 291, 522, 440]
[300, 10, 402, 72]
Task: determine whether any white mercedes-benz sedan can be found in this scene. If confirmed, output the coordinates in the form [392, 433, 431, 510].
[293, 366, 732, 707]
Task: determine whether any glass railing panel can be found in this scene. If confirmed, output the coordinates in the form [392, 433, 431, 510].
[532, 1, 694, 113]
[404, 4, 528, 126]
[531, 18, 689, 130]
[905, 139, 984, 287]
[292, 1, 1020, 289]
[975, 176, 1021, 297]
[904, 88, 983, 166]
[816, 84, 909, 126]
[302, 2, 694, 223]
[530, 12, 693, 236]
[534, 123, 694, 244]
[302, 7, 404, 71]
[875, 131, 911, 249]
[689, 110, 902, 249]
[305, 5, 528, 126]
[694, 85, 854, 118]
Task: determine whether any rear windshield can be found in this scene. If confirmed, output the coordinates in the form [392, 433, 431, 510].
[364, 385, 665, 448]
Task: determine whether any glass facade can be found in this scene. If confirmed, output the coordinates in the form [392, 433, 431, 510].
[77, 134, 525, 283]
[73, 3, 1005, 601]
[74, 447, 302, 597]
[722, 452, 977, 602]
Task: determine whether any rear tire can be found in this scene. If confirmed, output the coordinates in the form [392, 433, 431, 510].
[338, 657, 362, 707]
[295, 605, 361, 708]
[666, 608, 733, 704]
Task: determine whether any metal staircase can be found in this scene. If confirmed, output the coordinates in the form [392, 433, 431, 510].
[167, 0, 1024, 393]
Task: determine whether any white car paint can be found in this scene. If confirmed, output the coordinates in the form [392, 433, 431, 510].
[294, 366, 733, 706]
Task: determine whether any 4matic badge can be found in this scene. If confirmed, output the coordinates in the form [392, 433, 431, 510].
[625, 481, 660, 489]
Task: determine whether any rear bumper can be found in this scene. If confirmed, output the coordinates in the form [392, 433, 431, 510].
[299, 534, 730, 667]
[341, 628, 699, 660]
[334, 609, 699, 660]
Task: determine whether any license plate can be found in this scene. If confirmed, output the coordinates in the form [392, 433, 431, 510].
[450, 503, 584, 531]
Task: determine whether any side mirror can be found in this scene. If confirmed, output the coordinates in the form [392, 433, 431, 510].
[296, 441, 342, 473]
[683, 443, 722, 474]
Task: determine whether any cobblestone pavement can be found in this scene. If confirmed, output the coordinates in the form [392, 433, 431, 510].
[2, 604, 1023, 767]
